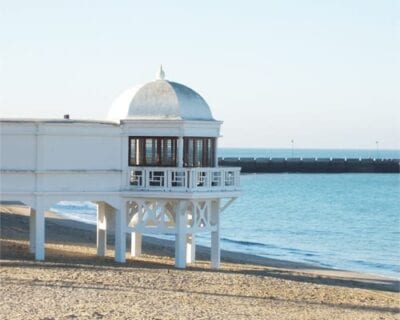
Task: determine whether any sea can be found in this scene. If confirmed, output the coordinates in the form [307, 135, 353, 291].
[51, 148, 400, 278]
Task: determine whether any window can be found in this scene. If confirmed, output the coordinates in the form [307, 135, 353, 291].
[183, 137, 216, 167]
[129, 137, 177, 166]
[129, 136, 216, 167]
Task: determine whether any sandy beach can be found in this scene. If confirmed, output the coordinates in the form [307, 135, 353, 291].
[1, 209, 399, 320]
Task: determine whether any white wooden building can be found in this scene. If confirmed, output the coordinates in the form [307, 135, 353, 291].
[0, 67, 241, 268]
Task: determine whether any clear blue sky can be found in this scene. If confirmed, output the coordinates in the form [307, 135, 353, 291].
[1, 0, 399, 149]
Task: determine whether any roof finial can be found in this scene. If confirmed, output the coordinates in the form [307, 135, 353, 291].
[156, 64, 165, 80]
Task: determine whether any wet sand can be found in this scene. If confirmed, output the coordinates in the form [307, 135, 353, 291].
[1, 209, 399, 319]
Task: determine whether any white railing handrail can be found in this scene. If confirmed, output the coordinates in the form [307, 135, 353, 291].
[128, 166, 241, 192]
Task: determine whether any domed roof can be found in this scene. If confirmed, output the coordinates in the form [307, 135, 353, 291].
[107, 66, 214, 121]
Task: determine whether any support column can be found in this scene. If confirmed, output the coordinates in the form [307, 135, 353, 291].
[177, 137, 184, 167]
[186, 234, 196, 264]
[211, 200, 220, 269]
[29, 208, 36, 254]
[131, 232, 142, 257]
[175, 201, 187, 268]
[34, 203, 45, 261]
[115, 201, 127, 263]
[96, 202, 107, 256]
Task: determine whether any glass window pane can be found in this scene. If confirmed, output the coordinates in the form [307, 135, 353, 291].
[183, 137, 216, 167]
[161, 139, 167, 164]
[206, 139, 212, 167]
[172, 139, 177, 165]
[183, 139, 188, 166]
[129, 138, 136, 166]
[139, 138, 145, 165]
[188, 139, 194, 166]
[195, 139, 203, 166]
[208, 138, 214, 167]
[129, 137, 178, 167]
[160, 138, 176, 166]
[145, 138, 159, 165]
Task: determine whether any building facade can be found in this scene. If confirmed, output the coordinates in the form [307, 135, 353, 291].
[0, 67, 241, 268]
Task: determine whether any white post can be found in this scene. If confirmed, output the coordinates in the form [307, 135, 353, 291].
[34, 203, 45, 261]
[177, 137, 184, 167]
[186, 234, 196, 264]
[96, 202, 107, 256]
[175, 201, 187, 268]
[114, 201, 127, 263]
[131, 232, 142, 257]
[211, 200, 220, 269]
[29, 208, 36, 254]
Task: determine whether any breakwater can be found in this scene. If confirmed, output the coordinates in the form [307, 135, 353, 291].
[218, 157, 400, 173]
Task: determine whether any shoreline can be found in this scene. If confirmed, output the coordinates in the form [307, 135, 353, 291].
[1, 206, 398, 292]
[1, 208, 399, 319]
[47, 207, 400, 280]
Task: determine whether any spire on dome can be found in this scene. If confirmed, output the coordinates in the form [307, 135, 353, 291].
[156, 65, 165, 80]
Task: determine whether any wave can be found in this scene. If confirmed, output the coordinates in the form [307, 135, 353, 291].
[51, 201, 97, 215]
[221, 237, 318, 256]
[57, 212, 96, 225]
[221, 237, 273, 248]
[351, 260, 400, 273]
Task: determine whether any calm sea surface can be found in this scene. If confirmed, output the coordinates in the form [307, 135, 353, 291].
[52, 148, 400, 278]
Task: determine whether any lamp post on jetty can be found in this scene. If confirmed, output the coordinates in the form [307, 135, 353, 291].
[291, 139, 295, 157]
[375, 141, 380, 159]
[0, 66, 241, 269]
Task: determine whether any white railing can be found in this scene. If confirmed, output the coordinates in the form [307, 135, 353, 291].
[128, 167, 241, 192]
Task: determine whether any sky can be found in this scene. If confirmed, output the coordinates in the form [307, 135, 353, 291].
[0, 0, 399, 149]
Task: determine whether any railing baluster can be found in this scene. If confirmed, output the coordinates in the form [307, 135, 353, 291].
[128, 166, 240, 192]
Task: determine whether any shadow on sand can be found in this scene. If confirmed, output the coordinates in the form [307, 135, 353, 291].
[1, 210, 399, 297]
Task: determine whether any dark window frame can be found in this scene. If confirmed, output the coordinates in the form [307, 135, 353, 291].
[183, 137, 216, 168]
[129, 136, 216, 167]
[129, 136, 177, 167]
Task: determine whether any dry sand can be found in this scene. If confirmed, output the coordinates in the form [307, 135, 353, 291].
[0, 208, 399, 319]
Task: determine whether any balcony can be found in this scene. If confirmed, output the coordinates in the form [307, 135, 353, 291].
[128, 167, 241, 192]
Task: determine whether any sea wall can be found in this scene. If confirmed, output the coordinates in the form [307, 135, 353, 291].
[218, 157, 400, 173]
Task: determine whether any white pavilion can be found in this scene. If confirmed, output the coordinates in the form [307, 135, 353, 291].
[0, 67, 241, 269]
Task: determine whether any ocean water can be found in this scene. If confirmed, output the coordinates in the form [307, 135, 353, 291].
[51, 148, 400, 278]
[218, 173, 400, 278]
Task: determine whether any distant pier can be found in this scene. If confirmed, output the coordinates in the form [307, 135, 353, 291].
[218, 157, 400, 173]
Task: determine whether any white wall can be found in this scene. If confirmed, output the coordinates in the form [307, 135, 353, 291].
[0, 123, 37, 170]
[40, 131, 121, 170]
[0, 121, 123, 195]
[0, 119, 222, 198]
